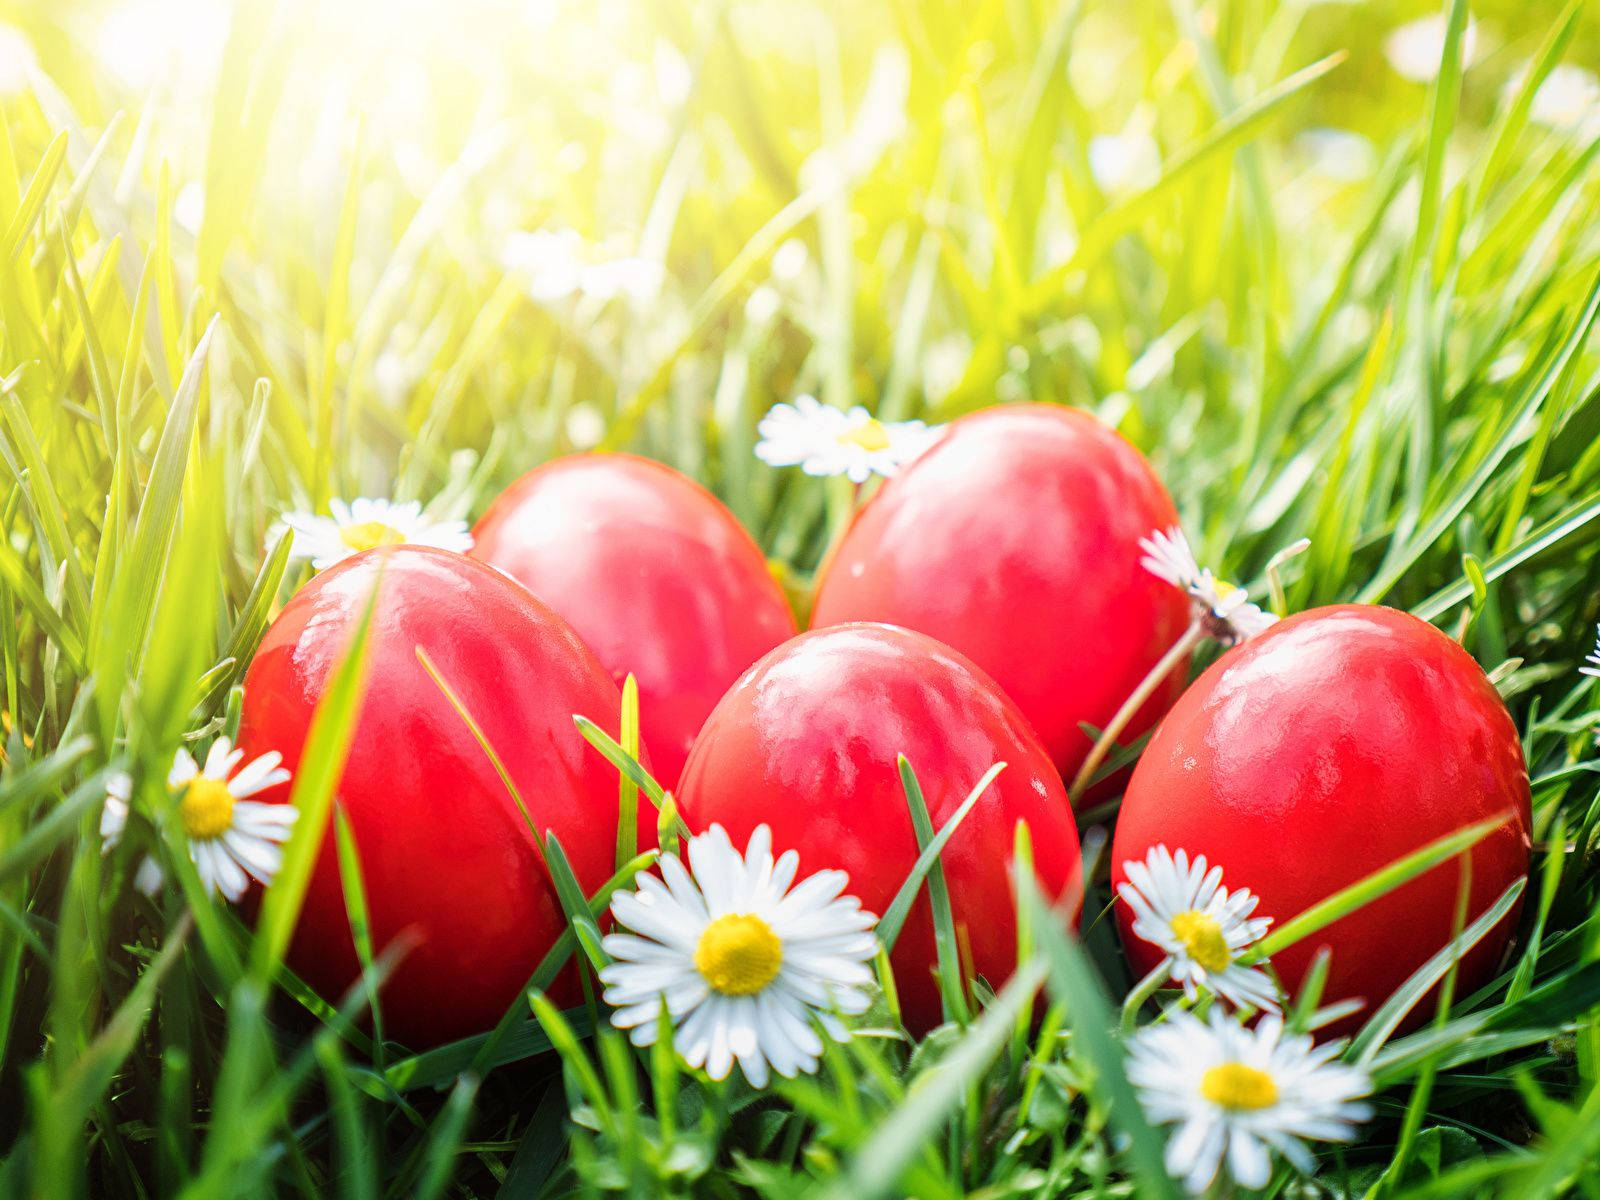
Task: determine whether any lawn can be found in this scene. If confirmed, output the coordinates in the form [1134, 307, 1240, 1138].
[3, 0, 1600, 1196]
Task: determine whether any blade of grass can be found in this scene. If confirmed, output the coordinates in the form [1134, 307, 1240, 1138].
[897, 755, 971, 1024]
[249, 567, 380, 982]
[878, 762, 1004, 954]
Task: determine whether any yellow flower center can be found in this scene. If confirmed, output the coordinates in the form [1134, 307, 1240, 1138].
[838, 418, 891, 452]
[1200, 1062, 1280, 1111]
[179, 777, 235, 840]
[694, 913, 783, 996]
[1212, 578, 1239, 602]
[1170, 910, 1232, 973]
[339, 520, 406, 552]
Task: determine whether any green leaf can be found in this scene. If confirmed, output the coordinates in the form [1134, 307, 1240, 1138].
[1255, 813, 1513, 959]
[1019, 875, 1181, 1200]
[814, 958, 1047, 1200]
[1350, 878, 1528, 1063]
[250, 566, 380, 982]
[615, 673, 641, 872]
[878, 762, 1004, 954]
[897, 755, 971, 1024]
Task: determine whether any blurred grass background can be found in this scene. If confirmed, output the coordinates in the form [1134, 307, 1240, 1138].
[5, 0, 1600, 1195]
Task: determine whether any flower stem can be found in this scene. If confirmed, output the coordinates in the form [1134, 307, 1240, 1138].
[812, 475, 863, 589]
[1121, 961, 1171, 1035]
[1070, 619, 1204, 801]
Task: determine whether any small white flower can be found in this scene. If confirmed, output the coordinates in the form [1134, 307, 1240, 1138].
[770, 238, 809, 282]
[501, 229, 664, 307]
[167, 738, 296, 902]
[1139, 527, 1278, 646]
[1530, 64, 1600, 136]
[1127, 1008, 1373, 1194]
[276, 497, 473, 571]
[100, 771, 165, 894]
[1383, 14, 1479, 85]
[755, 396, 941, 484]
[600, 824, 879, 1088]
[1295, 128, 1377, 183]
[1119, 845, 1279, 1012]
[1580, 624, 1600, 679]
[1089, 129, 1162, 193]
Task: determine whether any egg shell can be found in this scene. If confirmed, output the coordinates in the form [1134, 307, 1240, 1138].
[811, 404, 1192, 784]
[676, 622, 1083, 1033]
[236, 546, 650, 1047]
[1110, 604, 1532, 1032]
[470, 453, 798, 788]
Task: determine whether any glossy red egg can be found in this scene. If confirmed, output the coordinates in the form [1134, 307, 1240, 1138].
[1111, 605, 1531, 1031]
[236, 546, 647, 1048]
[811, 404, 1192, 784]
[470, 453, 798, 789]
[676, 622, 1082, 1032]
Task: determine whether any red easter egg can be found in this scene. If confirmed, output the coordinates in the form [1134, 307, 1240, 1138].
[470, 453, 798, 788]
[811, 404, 1192, 784]
[676, 622, 1082, 1033]
[1111, 605, 1531, 1032]
[236, 546, 648, 1047]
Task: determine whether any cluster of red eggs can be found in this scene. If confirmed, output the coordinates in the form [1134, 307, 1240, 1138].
[235, 405, 1531, 1048]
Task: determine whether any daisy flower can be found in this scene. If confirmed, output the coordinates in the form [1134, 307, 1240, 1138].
[1127, 1008, 1372, 1194]
[102, 739, 297, 903]
[600, 823, 880, 1088]
[755, 395, 941, 483]
[1119, 845, 1279, 1012]
[1139, 526, 1278, 646]
[277, 498, 472, 571]
[99, 771, 165, 895]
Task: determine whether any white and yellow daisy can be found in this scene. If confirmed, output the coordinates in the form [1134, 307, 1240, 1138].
[754, 395, 941, 483]
[277, 497, 473, 571]
[1139, 526, 1278, 646]
[1127, 1008, 1373, 1194]
[168, 738, 296, 902]
[600, 823, 879, 1088]
[1119, 845, 1279, 1013]
[99, 771, 166, 895]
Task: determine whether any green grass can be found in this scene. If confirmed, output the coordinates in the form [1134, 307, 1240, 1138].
[4, 0, 1600, 1195]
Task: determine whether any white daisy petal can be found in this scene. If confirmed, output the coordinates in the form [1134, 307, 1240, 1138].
[1129, 1008, 1373, 1195]
[191, 838, 223, 897]
[100, 772, 133, 848]
[222, 828, 284, 882]
[206, 839, 250, 902]
[167, 748, 200, 791]
[227, 750, 289, 798]
[229, 801, 299, 837]
[133, 855, 166, 895]
[1580, 623, 1600, 680]
[601, 822, 880, 1088]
